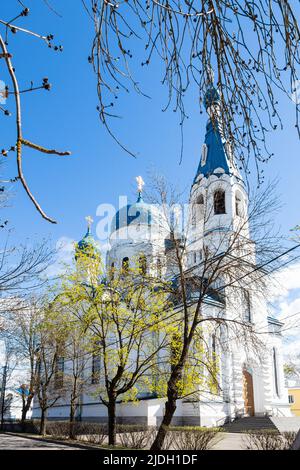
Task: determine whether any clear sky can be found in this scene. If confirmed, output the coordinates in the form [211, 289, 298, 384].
[1, 0, 299, 252]
[0, 1, 300, 362]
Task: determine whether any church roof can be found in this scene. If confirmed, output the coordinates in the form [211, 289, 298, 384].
[193, 86, 236, 184]
[111, 193, 155, 233]
[76, 224, 99, 258]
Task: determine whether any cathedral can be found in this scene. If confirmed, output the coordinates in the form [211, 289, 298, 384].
[32, 85, 291, 427]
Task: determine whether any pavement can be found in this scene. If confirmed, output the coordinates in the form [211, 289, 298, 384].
[270, 417, 300, 433]
[211, 433, 247, 450]
[0, 433, 83, 450]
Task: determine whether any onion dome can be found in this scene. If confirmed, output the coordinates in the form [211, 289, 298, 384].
[75, 216, 98, 259]
[110, 176, 160, 234]
[111, 192, 157, 233]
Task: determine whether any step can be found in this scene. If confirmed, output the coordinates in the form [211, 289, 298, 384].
[221, 417, 278, 433]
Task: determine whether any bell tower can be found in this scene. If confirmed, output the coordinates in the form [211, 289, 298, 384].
[187, 83, 251, 267]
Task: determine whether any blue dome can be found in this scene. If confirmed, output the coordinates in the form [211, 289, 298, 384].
[111, 193, 156, 233]
[204, 86, 220, 110]
[76, 227, 98, 257]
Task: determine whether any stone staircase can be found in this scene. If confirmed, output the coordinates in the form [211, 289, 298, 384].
[221, 416, 278, 433]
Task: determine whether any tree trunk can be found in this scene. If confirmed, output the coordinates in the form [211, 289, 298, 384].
[40, 408, 47, 436]
[150, 367, 181, 450]
[21, 395, 33, 431]
[69, 401, 76, 439]
[107, 393, 117, 446]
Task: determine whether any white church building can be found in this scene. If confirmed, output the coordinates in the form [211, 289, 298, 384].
[32, 86, 291, 427]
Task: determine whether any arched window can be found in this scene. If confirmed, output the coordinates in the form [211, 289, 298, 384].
[122, 257, 129, 273]
[110, 262, 115, 280]
[214, 190, 226, 214]
[91, 353, 100, 385]
[139, 254, 147, 276]
[196, 194, 204, 221]
[235, 191, 243, 216]
[54, 356, 64, 389]
[273, 348, 279, 397]
[192, 194, 204, 225]
[243, 290, 251, 323]
[211, 334, 217, 358]
[157, 258, 162, 278]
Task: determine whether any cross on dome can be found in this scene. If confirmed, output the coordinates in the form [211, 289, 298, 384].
[85, 215, 94, 231]
[136, 176, 145, 194]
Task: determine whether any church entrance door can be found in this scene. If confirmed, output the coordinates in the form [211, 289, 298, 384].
[242, 368, 255, 416]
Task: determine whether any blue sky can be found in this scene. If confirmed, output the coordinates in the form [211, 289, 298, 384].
[0, 0, 299, 251]
[0, 1, 300, 361]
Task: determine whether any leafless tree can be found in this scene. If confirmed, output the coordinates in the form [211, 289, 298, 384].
[0, 239, 53, 295]
[0, 298, 44, 428]
[33, 301, 70, 435]
[84, 0, 300, 181]
[0, 2, 70, 223]
[0, 340, 17, 429]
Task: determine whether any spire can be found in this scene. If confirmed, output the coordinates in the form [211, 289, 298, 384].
[193, 78, 232, 184]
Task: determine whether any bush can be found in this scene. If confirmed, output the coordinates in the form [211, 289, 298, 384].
[74, 422, 107, 445]
[244, 429, 297, 450]
[46, 421, 70, 438]
[45, 421, 107, 445]
[162, 426, 221, 450]
[22, 420, 40, 434]
[117, 425, 155, 449]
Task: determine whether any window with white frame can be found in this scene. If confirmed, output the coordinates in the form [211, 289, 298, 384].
[288, 395, 294, 404]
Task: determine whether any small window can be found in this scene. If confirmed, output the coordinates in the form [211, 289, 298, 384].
[235, 191, 243, 216]
[201, 143, 208, 166]
[288, 395, 294, 404]
[110, 262, 115, 280]
[139, 254, 147, 276]
[196, 194, 204, 222]
[91, 353, 100, 385]
[211, 334, 217, 358]
[54, 356, 64, 389]
[122, 257, 129, 273]
[214, 190, 225, 214]
[243, 290, 251, 323]
[157, 258, 162, 278]
[192, 204, 197, 226]
[273, 348, 279, 397]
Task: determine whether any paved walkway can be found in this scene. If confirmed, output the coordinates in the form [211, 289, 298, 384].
[0, 433, 83, 450]
[270, 417, 300, 433]
[211, 433, 247, 450]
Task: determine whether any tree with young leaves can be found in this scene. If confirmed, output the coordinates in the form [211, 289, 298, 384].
[145, 175, 295, 450]
[55, 245, 175, 446]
